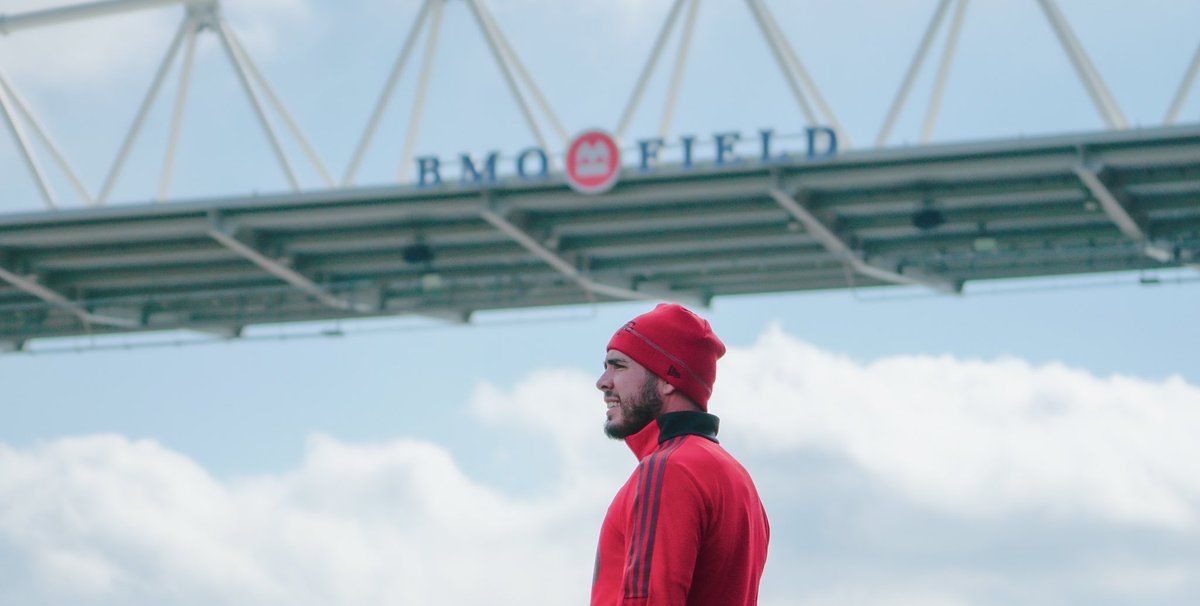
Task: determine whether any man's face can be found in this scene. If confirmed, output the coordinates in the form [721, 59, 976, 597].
[596, 349, 663, 440]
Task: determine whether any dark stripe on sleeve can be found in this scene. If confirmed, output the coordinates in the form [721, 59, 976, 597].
[623, 456, 652, 598]
[624, 436, 686, 599]
[627, 445, 666, 597]
[637, 437, 686, 597]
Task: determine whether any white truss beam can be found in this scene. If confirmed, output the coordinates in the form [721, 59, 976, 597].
[398, 0, 444, 182]
[0, 0, 183, 34]
[343, 0, 435, 186]
[207, 214, 369, 312]
[480, 203, 700, 305]
[877, 0, 953, 146]
[0, 69, 94, 205]
[214, 19, 300, 192]
[660, 0, 700, 139]
[1035, 0, 1128, 129]
[920, 0, 968, 143]
[474, 0, 567, 144]
[767, 187, 958, 292]
[616, 0, 689, 140]
[98, 14, 191, 204]
[158, 19, 198, 201]
[223, 23, 335, 188]
[0, 73, 57, 209]
[1073, 164, 1172, 262]
[465, 0, 556, 170]
[0, 264, 139, 328]
[745, 0, 847, 144]
[1165, 40, 1200, 125]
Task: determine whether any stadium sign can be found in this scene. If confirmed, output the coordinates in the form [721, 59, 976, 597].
[414, 126, 837, 193]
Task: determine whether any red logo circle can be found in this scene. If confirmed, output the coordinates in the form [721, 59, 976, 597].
[565, 130, 620, 194]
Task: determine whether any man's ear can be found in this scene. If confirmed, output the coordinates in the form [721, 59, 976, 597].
[657, 378, 677, 397]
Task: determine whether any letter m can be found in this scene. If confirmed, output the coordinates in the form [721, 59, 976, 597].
[460, 152, 499, 185]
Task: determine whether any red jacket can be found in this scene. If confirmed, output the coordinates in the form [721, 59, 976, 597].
[591, 411, 769, 605]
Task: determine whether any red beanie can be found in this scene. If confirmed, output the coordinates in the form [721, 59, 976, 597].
[606, 303, 726, 410]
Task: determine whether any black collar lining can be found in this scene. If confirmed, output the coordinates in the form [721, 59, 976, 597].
[657, 411, 720, 444]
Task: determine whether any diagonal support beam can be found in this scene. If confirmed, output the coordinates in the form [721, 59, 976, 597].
[98, 14, 191, 204]
[0, 264, 138, 328]
[745, 0, 849, 146]
[0, 70, 57, 209]
[473, 0, 568, 145]
[616, 0, 689, 140]
[206, 214, 369, 312]
[876, 0, 953, 147]
[479, 203, 700, 305]
[921, 0, 969, 143]
[223, 22, 335, 188]
[659, 0, 700, 139]
[1165, 40, 1200, 125]
[767, 187, 958, 292]
[213, 18, 300, 192]
[343, 0, 435, 185]
[0, 68, 94, 205]
[398, 0, 444, 182]
[1035, 0, 1128, 129]
[1073, 164, 1172, 262]
[466, 0, 555, 170]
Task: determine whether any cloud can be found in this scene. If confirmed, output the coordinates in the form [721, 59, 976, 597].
[717, 326, 1200, 530]
[1, 327, 1198, 605]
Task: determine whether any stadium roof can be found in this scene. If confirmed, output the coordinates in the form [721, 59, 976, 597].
[1, 124, 1198, 346]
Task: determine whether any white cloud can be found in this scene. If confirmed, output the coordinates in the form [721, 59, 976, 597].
[717, 326, 1200, 530]
[0, 328, 1198, 605]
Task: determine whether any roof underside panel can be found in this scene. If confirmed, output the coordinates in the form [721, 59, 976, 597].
[1, 125, 1198, 344]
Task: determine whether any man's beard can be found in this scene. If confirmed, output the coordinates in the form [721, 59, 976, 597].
[604, 376, 663, 440]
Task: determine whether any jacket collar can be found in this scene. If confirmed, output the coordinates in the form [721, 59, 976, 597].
[625, 411, 720, 459]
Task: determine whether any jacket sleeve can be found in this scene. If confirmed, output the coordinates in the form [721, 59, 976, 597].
[619, 451, 707, 605]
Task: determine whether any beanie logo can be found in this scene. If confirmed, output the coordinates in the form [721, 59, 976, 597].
[667, 365, 682, 379]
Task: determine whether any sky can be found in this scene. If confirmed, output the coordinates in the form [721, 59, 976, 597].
[1, 0, 1200, 605]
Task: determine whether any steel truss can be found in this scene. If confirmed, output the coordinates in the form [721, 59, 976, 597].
[876, 0, 1131, 147]
[1, 125, 1198, 349]
[0, 0, 1197, 349]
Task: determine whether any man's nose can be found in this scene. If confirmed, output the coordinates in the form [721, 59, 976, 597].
[596, 370, 612, 391]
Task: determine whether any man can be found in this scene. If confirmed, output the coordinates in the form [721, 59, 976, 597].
[592, 303, 769, 605]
